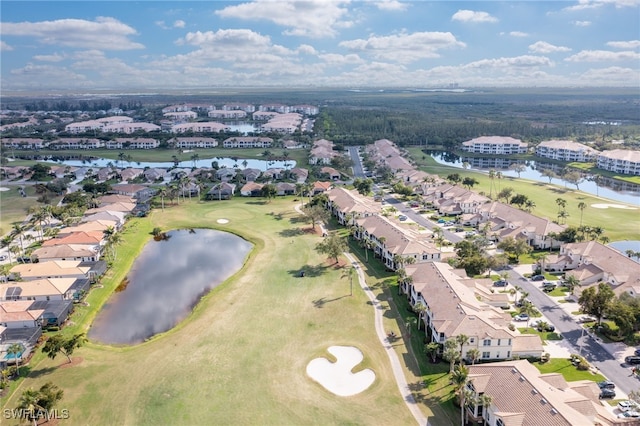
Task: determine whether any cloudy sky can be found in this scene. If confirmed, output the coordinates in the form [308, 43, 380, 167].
[1, 0, 639, 92]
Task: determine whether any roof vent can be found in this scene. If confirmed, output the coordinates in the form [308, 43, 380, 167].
[511, 368, 518, 373]
[551, 408, 558, 414]
[519, 375, 525, 382]
[541, 398, 547, 405]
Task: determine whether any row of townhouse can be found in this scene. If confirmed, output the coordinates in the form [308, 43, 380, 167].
[419, 181, 567, 250]
[222, 136, 273, 148]
[0, 191, 146, 365]
[162, 103, 318, 115]
[260, 113, 303, 134]
[543, 240, 640, 299]
[464, 360, 618, 426]
[309, 139, 339, 165]
[364, 139, 414, 174]
[401, 261, 543, 361]
[325, 187, 441, 270]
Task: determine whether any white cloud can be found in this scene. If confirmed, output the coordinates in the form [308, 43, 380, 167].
[318, 53, 363, 66]
[296, 44, 318, 55]
[173, 20, 186, 28]
[529, 41, 571, 54]
[509, 31, 529, 37]
[0, 41, 13, 51]
[374, 0, 408, 11]
[573, 20, 592, 26]
[563, 0, 639, 12]
[607, 40, 640, 49]
[33, 53, 66, 62]
[451, 10, 498, 23]
[0, 17, 144, 50]
[577, 66, 640, 86]
[339, 31, 466, 64]
[215, 0, 352, 38]
[565, 50, 640, 62]
[464, 55, 554, 70]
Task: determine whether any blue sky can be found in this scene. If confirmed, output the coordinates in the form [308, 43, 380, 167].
[1, 0, 639, 92]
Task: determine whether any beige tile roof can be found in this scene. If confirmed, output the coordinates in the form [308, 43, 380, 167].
[0, 302, 44, 323]
[357, 215, 439, 256]
[478, 202, 565, 236]
[85, 202, 136, 214]
[0, 278, 77, 298]
[31, 244, 97, 260]
[10, 261, 90, 280]
[468, 360, 602, 426]
[42, 231, 103, 247]
[327, 187, 381, 215]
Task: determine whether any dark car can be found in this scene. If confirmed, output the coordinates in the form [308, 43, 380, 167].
[493, 280, 508, 287]
[634, 348, 640, 357]
[599, 388, 616, 399]
[542, 283, 556, 292]
[531, 275, 545, 281]
[537, 323, 556, 332]
[625, 356, 640, 365]
[597, 381, 616, 390]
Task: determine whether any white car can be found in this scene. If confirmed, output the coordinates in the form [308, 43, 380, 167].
[618, 400, 639, 412]
[618, 410, 640, 419]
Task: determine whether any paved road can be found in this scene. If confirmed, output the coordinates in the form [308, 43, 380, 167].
[347, 145, 366, 178]
[507, 268, 640, 396]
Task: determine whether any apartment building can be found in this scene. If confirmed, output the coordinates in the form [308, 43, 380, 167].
[207, 109, 247, 119]
[461, 136, 528, 155]
[65, 116, 133, 133]
[171, 137, 218, 149]
[597, 149, 640, 176]
[309, 139, 338, 165]
[535, 140, 598, 162]
[222, 137, 273, 148]
[171, 122, 230, 133]
[325, 187, 382, 225]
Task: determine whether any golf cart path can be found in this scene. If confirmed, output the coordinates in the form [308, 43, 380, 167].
[344, 252, 429, 426]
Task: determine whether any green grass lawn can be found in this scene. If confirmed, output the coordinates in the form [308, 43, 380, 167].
[518, 328, 563, 342]
[533, 358, 606, 382]
[1, 197, 430, 425]
[406, 147, 640, 242]
[0, 185, 63, 235]
[546, 286, 570, 297]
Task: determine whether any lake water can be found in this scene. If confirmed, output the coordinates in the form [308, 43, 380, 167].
[428, 151, 640, 205]
[88, 229, 252, 345]
[609, 240, 640, 261]
[46, 156, 295, 171]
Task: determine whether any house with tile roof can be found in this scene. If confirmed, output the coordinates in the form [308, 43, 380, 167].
[401, 262, 543, 360]
[353, 215, 441, 270]
[465, 360, 615, 425]
[109, 184, 155, 200]
[9, 261, 96, 282]
[206, 182, 236, 200]
[596, 149, 640, 176]
[312, 181, 332, 195]
[309, 139, 338, 165]
[0, 300, 44, 328]
[536, 140, 599, 162]
[31, 244, 100, 263]
[41, 231, 104, 248]
[546, 241, 640, 298]
[0, 277, 81, 301]
[325, 187, 382, 226]
[240, 182, 263, 197]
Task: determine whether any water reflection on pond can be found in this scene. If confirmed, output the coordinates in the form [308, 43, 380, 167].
[89, 229, 252, 345]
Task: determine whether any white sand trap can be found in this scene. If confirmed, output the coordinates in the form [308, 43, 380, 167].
[0, 187, 9, 192]
[306, 346, 375, 397]
[591, 203, 637, 210]
[216, 219, 229, 224]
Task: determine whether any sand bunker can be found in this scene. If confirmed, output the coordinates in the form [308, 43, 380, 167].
[306, 346, 375, 397]
[0, 187, 9, 192]
[591, 203, 637, 210]
[216, 219, 229, 224]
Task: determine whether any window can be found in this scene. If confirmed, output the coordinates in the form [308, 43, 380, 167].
[497, 419, 505, 426]
[497, 339, 501, 346]
[508, 339, 512, 346]
[482, 351, 490, 359]
[469, 338, 475, 343]
[483, 339, 491, 346]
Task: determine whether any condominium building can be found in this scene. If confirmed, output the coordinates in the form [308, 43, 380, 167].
[536, 140, 598, 162]
[596, 149, 640, 175]
[462, 136, 528, 155]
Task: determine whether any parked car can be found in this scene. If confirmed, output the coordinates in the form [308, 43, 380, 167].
[493, 280, 508, 287]
[599, 388, 616, 399]
[634, 348, 640, 356]
[618, 411, 640, 419]
[515, 298, 531, 308]
[514, 313, 530, 322]
[537, 322, 556, 332]
[531, 275, 545, 281]
[0, 255, 6, 261]
[598, 380, 616, 390]
[398, 215, 408, 221]
[625, 356, 640, 365]
[542, 282, 556, 292]
[577, 316, 596, 323]
[618, 400, 638, 412]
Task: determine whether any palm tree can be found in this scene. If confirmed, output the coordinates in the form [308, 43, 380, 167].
[11, 223, 27, 257]
[555, 197, 567, 214]
[443, 339, 460, 373]
[1, 235, 14, 264]
[451, 363, 470, 426]
[405, 316, 418, 337]
[524, 199, 536, 213]
[488, 169, 496, 199]
[191, 153, 200, 168]
[17, 388, 45, 426]
[564, 275, 580, 294]
[466, 348, 480, 365]
[477, 393, 493, 423]
[455, 334, 470, 360]
[424, 342, 440, 363]
[7, 343, 24, 375]
[158, 186, 167, 211]
[578, 202, 587, 227]
[413, 303, 427, 330]
[558, 210, 569, 224]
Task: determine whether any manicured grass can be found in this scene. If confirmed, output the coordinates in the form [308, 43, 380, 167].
[518, 328, 563, 342]
[0, 185, 63, 235]
[546, 286, 570, 297]
[1, 197, 421, 425]
[533, 358, 606, 382]
[406, 147, 640, 242]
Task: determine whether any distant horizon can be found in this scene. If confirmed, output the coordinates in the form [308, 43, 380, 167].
[1, 1, 638, 91]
